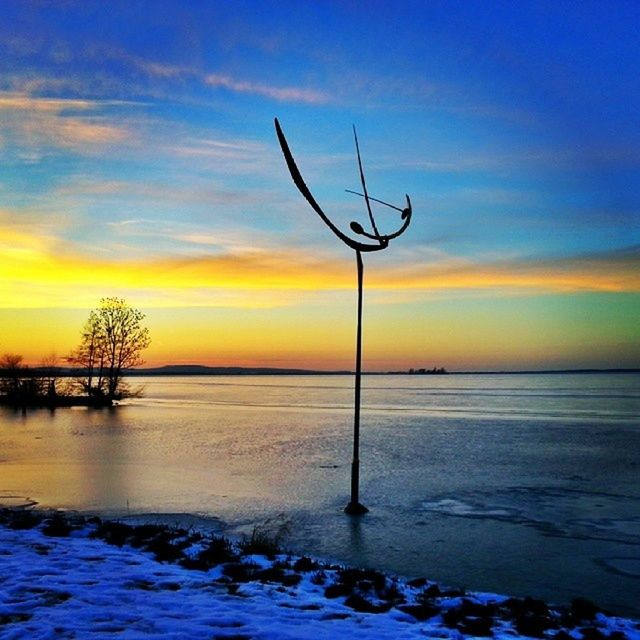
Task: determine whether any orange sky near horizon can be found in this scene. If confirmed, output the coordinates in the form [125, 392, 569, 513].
[1, 224, 639, 370]
[2, 288, 638, 372]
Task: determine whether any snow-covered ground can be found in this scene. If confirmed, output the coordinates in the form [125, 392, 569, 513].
[0, 510, 638, 640]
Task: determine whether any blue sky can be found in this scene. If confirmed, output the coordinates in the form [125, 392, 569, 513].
[0, 0, 638, 369]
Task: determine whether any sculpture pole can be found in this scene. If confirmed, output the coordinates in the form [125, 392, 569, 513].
[347, 249, 367, 514]
[274, 118, 412, 515]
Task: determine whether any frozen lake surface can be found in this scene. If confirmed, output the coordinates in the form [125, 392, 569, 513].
[1, 373, 638, 616]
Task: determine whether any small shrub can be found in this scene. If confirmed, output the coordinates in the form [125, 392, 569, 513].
[223, 562, 257, 583]
[90, 521, 134, 546]
[182, 536, 237, 571]
[128, 524, 168, 546]
[324, 583, 353, 599]
[310, 570, 326, 585]
[254, 567, 302, 587]
[344, 594, 392, 614]
[337, 567, 386, 594]
[398, 603, 439, 621]
[380, 580, 405, 604]
[293, 556, 319, 572]
[7, 510, 40, 530]
[570, 597, 605, 621]
[144, 537, 185, 563]
[240, 515, 291, 557]
[42, 514, 73, 537]
[459, 616, 493, 637]
[407, 577, 427, 588]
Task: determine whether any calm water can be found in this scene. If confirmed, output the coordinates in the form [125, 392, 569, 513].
[1, 373, 639, 616]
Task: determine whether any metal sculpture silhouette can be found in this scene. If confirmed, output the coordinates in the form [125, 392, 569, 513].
[274, 118, 412, 515]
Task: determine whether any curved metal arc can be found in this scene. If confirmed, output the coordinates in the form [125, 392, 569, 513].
[383, 195, 412, 239]
[348, 194, 412, 241]
[274, 118, 388, 253]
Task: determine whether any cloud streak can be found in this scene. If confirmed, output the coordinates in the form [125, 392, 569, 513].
[95, 47, 329, 104]
[378, 248, 640, 294]
[0, 218, 637, 308]
[203, 73, 327, 104]
[0, 92, 135, 156]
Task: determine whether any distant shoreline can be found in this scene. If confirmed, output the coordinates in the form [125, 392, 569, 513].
[3, 367, 636, 411]
[124, 366, 640, 376]
[2, 366, 638, 379]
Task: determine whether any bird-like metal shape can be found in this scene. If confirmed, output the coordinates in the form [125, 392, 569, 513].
[274, 118, 412, 515]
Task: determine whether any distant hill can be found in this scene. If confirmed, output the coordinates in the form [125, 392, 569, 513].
[128, 366, 640, 376]
[128, 365, 352, 376]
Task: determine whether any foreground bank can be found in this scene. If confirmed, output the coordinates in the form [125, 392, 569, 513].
[0, 510, 638, 640]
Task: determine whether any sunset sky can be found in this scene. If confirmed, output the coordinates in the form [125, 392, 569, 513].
[1, 1, 638, 370]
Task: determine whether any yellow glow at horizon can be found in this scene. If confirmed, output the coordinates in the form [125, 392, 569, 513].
[1, 222, 638, 370]
[2, 291, 638, 371]
[1, 229, 638, 310]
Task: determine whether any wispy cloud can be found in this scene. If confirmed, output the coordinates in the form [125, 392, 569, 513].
[55, 177, 268, 206]
[103, 218, 281, 255]
[164, 136, 274, 174]
[202, 73, 327, 104]
[0, 94, 96, 111]
[0, 94, 139, 112]
[0, 92, 135, 157]
[93, 46, 330, 105]
[0, 207, 76, 263]
[374, 145, 640, 176]
[374, 247, 640, 294]
[23, 116, 127, 146]
[0, 216, 637, 309]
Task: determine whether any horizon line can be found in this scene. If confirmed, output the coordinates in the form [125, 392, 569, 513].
[8, 364, 639, 376]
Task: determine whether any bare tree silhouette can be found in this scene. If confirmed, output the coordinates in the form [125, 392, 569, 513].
[69, 298, 150, 403]
[274, 118, 412, 515]
[0, 353, 25, 397]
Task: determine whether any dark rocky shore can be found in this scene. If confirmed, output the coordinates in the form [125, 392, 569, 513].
[1, 508, 637, 639]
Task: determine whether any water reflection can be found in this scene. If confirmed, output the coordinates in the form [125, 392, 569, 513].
[82, 407, 128, 512]
[348, 515, 366, 561]
[0, 373, 638, 616]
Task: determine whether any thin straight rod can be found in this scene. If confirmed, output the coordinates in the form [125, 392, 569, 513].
[345, 189, 404, 212]
[351, 249, 364, 507]
[353, 127, 382, 242]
